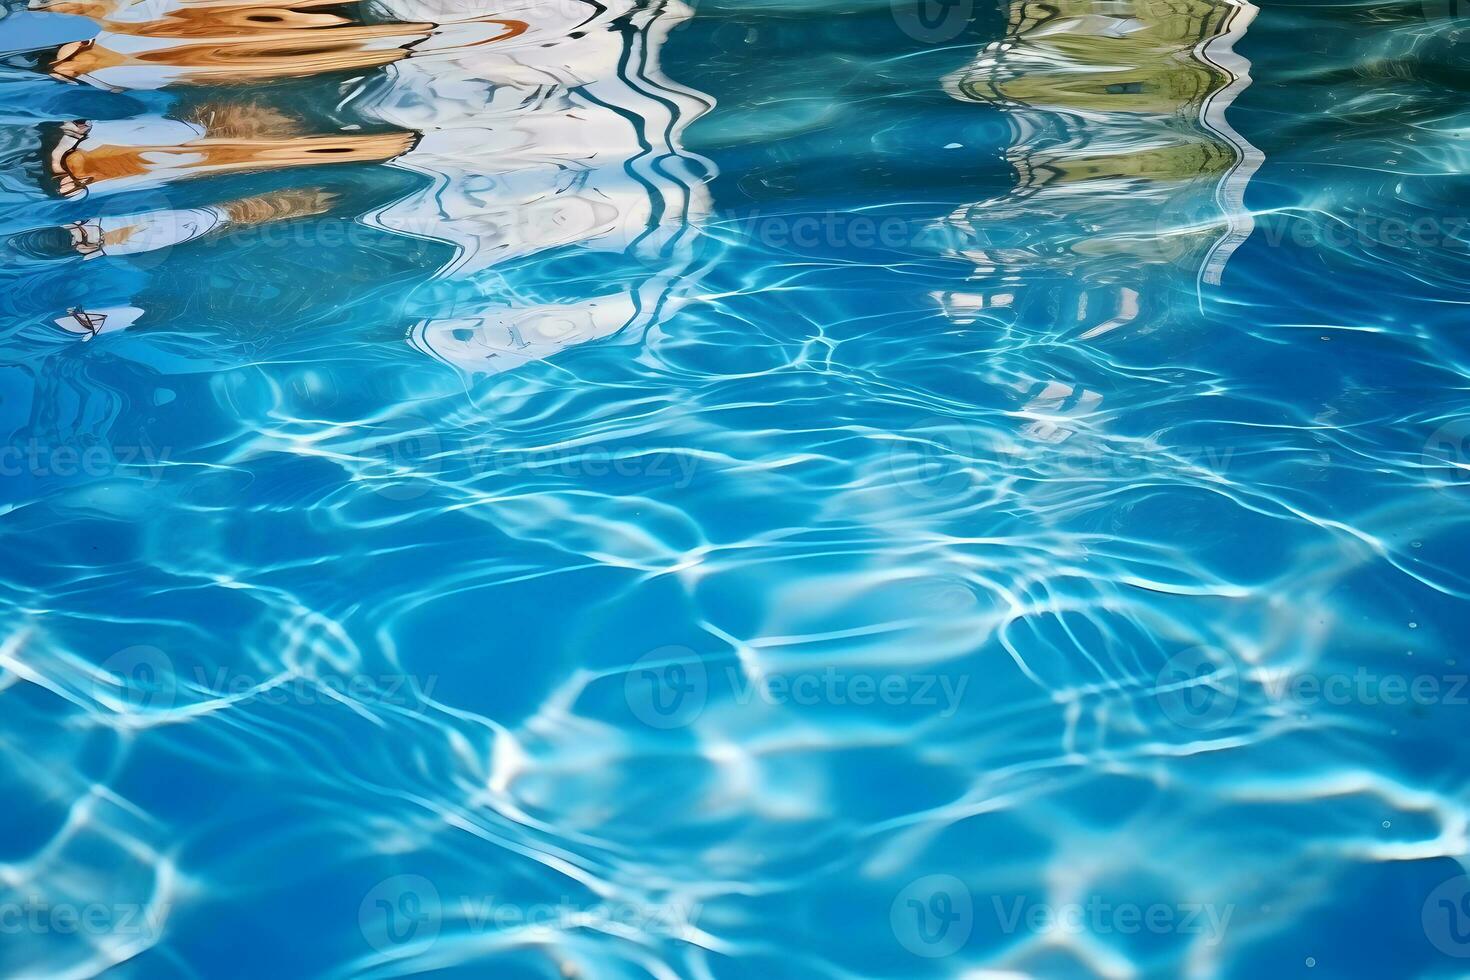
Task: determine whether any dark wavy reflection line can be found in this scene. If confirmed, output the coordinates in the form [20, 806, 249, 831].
[350, 0, 716, 375]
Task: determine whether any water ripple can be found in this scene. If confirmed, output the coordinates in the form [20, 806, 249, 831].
[1, 0, 1469, 976]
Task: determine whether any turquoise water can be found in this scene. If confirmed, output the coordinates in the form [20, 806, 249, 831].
[2, 0, 1469, 976]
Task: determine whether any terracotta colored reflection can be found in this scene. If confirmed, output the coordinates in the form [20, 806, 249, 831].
[48, 108, 417, 196]
[36, 0, 525, 86]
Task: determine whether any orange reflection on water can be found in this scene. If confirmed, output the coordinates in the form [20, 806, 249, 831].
[48, 103, 418, 197]
[35, 0, 525, 87]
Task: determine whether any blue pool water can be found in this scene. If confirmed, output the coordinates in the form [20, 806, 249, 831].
[1, 0, 1469, 976]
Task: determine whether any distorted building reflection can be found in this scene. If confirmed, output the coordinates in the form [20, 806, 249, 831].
[937, 0, 1260, 445]
[42, 109, 415, 198]
[29, 0, 431, 197]
[35, 0, 437, 88]
[26, 0, 713, 374]
[940, 0, 1261, 340]
[15, 0, 432, 346]
[352, 0, 714, 374]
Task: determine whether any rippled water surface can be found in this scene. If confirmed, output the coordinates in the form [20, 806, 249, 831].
[2, 0, 1469, 976]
